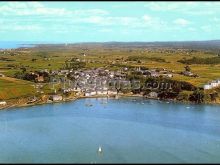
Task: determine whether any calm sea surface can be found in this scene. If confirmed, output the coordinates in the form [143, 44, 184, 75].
[0, 41, 66, 49]
[0, 97, 220, 163]
[0, 41, 36, 49]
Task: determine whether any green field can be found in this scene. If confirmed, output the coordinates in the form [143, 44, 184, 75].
[0, 77, 35, 100]
[1, 44, 220, 100]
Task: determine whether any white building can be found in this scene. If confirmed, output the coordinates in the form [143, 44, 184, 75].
[0, 101, 6, 106]
[0, 73, 5, 77]
[147, 92, 158, 98]
[50, 95, 63, 101]
[97, 90, 108, 95]
[85, 92, 91, 97]
[84, 90, 96, 97]
[211, 81, 218, 88]
[107, 90, 118, 95]
[203, 84, 212, 90]
[204, 79, 220, 90]
[90, 91, 96, 96]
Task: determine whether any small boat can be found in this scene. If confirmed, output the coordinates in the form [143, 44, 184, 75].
[85, 103, 93, 107]
[98, 146, 103, 154]
[186, 106, 190, 109]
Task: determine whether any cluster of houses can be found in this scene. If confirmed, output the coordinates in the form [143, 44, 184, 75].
[51, 67, 174, 97]
[203, 79, 220, 90]
[25, 66, 175, 101]
[136, 67, 173, 78]
[63, 68, 124, 97]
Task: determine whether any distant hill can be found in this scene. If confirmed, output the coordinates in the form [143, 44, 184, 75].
[34, 40, 220, 52]
[75, 40, 220, 50]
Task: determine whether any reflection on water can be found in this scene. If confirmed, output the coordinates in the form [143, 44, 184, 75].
[0, 97, 220, 163]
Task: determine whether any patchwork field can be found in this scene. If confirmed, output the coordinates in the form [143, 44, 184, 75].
[1, 42, 220, 100]
[0, 77, 35, 100]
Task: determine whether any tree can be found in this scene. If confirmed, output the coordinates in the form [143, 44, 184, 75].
[32, 58, 37, 62]
[14, 71, 25, 79]
[210, 92, 218, 102]
[189, 89, 204, 103]
[21, 67, 26, 73]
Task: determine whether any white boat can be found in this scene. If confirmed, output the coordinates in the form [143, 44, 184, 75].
[98, 146, 102, 153]
[85, 103, 93, 106]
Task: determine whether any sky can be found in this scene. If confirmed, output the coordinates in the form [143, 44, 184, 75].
[0, 1, 220, 43]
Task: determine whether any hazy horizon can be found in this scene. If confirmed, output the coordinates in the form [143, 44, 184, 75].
[1, 39, 220, 44]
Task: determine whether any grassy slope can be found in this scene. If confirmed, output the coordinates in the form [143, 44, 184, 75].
[0, 77, 35, 100]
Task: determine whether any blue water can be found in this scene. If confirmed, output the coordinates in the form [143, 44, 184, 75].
[0, 41, 37, 49]
[0, 41, 68, 49]
[0, 97, 220, 163]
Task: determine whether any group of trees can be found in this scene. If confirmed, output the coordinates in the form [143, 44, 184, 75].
[125, 72, 204, 102]
[178, 56, 220, 65]
[14, 69, 51, 83]
[189, 89, 205, 103]
[126, 56, 166, 63]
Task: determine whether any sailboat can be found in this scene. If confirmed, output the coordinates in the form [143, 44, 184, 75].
[85, 103, 93, 107]
[97, 146, 103, 154]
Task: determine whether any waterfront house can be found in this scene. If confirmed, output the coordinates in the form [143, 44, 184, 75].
[107, 90, 118, 95]
[27, 96, 37, 104]
[203, 79, 220, 90]
[84, 91, 91, 97]
[0, 73, 5, 77]
[84, 90, 96, 96]
[147, 92, 158, 98]
[211, 80, 220, 88]
[49, 95, 63, 101]
[0, 101, 7, 106]
[90, 90, 96, 96]
[96, 89, 108, 95]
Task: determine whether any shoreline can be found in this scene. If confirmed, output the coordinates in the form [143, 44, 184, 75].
[1, 93, 220, 111]
[0, 93, 143, 111]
